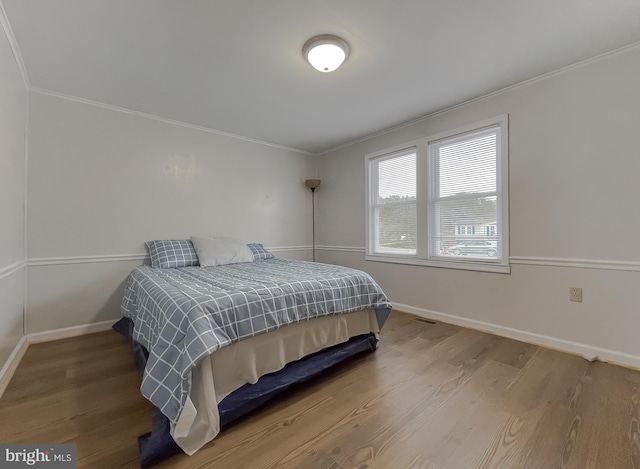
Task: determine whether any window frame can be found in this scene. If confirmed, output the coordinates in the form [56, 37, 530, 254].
[365, 115, 510, 274]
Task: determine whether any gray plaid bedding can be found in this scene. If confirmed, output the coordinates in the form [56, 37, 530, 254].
[121, 258, 392, 423]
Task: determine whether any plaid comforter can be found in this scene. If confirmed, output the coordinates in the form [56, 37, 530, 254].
[121, 258, 392, 423]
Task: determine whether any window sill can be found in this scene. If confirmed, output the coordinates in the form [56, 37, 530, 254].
[365, 253, 511, 274]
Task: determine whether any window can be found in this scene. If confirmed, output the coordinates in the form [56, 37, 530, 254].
[366, 115, 509, 273]
[369, 149, 417, 255]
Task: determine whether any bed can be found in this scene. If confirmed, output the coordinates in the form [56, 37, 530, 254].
[116, 240, 392, 467]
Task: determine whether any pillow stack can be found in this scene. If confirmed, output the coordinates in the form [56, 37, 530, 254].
[145, 238, 274, 268]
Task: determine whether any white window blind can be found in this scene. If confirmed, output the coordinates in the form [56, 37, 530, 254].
[429, 126, 502, 261]
[370, 149, 417, 255]
[365, 115, 508, 273]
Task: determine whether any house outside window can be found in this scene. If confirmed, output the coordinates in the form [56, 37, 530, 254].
[366, 115, 509, 273]
[456, 225, 475, 235]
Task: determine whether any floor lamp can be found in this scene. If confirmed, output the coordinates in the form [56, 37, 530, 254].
[305, 179, 321, 261]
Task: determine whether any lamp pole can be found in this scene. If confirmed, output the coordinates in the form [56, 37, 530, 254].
[311, 187, 317, 261]
[304, 179, 321, 262]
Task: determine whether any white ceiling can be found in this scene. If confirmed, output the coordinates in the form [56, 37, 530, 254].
[3, 0, 640, 154]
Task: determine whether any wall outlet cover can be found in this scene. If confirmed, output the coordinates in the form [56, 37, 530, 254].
[570, 287, 583, 303]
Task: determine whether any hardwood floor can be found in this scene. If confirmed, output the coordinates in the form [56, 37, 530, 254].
[1, 311, 640, 468]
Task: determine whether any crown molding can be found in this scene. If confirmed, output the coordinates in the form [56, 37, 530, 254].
[29, 87, 313, 156]
[316, 40, 640, 156]
[0, 0, 30, 88]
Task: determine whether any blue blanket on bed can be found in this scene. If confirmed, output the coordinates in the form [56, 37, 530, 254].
[121, 258, 392, 423]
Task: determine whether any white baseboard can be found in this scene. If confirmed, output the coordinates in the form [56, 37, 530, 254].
[393, 302, 640, 370]
[4, 304, 640, 399]
[27, 320, 116, 344]
[0, 336, 29, 398]
[0, 320, 117, 398]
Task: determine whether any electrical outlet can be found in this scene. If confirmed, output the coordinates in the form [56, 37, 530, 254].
[570, 287, 582, 303]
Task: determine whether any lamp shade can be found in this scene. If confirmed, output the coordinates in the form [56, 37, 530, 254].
[303, 35, 350, 73]
[305, 179, 321, 190]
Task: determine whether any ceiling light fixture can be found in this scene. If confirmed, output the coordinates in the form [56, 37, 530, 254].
[302, 35, 350, 73]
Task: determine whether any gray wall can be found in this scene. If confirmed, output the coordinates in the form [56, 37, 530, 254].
[316, 45, 640, 365]
[0, 16, 26, 364]
[25, 92, 316, 332]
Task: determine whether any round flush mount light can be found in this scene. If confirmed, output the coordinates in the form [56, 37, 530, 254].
[302, 35, 350, 73]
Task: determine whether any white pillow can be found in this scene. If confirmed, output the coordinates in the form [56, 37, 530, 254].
[190, 236, 254, 267]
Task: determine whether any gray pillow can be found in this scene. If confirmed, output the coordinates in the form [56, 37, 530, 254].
[247, 243, 275, 261]
[190, 236, 254, 267]
[146, 240, 199, 268]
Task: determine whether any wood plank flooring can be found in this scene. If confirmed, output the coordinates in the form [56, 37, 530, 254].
[1, 311, 640, 468]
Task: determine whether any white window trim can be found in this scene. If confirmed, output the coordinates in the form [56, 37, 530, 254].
[365, 114, 510, 274]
